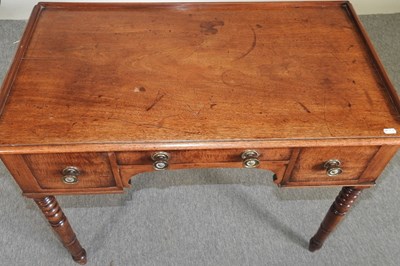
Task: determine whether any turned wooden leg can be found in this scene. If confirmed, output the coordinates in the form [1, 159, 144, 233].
[34, 196, 87, 264]
[309, 186, 364, 252]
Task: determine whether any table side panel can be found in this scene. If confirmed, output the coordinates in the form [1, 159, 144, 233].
[358, 145, 399, 183]
[0, 154, 42, 192]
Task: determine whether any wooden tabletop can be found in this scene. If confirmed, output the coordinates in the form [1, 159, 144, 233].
[0, 1, 399, 153]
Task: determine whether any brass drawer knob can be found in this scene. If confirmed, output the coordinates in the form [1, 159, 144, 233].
[151, 151, 170, 170]
[62, 166, 80, 184]
[241, 150, 260, 168]
[324, 159, 343, 177]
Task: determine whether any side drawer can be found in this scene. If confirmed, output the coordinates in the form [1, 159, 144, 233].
[116, 148, 292, 165]
[287, 146, 380, 184]
[24, 153, 118, 189]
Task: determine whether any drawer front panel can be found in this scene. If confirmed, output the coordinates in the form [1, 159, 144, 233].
[24, 153, 117, 189]
[116, 148, 292, 165]
[289, 146, 379, 183]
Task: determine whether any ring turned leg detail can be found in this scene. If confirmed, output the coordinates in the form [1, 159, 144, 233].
[309, 186, 364, 252]
[34, 196, 87, 264]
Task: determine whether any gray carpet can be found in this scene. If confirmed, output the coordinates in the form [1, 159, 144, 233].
[1, 14, 400, 266]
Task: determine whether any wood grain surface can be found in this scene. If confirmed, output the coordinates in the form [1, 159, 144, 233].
[116, 148, 292, 165]
[34, 196, 87, 264]
[119, 161, 288, 188]
[0, 1, 399, 153]
[24, 153, 118, 189]
[290, 146, 379, 181]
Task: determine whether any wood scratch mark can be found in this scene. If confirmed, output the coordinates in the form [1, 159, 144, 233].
[64, 120, 80, 134]
[186, 104, 195, 113]
[146, 91, 165, 111]
[297, 102, 311, 113]
[186, 104, 203, 116]
[347, 44, 354, 51]
[363, 89, 374, 106]
[234, 26, 256, 61]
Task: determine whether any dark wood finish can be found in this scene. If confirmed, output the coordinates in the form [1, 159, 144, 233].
[1, 153, 124, 197]
[0, 1, 399, 263]
[34, 196, 87, 264]
[279, 148, 301, 185]
[116, 148, 292, 165]
[309, 186, 364, 252]
[0, 4, 42, 116]
[358, 145, 399, 183]
[108, 152, 124, 188]
[0, 154, 42, 192]
[119, 161, 288, 188]
[0, 1, 400, 154]
[288, 146, 379, 183]
[1, 138, 400, 154]
[344, 3, 400, 115]
[23, 189, 124, 198]
[24, 153, 118, 189]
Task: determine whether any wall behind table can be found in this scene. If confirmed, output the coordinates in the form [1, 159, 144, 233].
[0, 0, 400, 20]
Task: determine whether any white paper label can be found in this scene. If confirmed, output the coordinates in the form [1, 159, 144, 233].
[383, 128, 397, 134]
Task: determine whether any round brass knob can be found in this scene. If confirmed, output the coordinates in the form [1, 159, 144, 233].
[151, 152, 170, 170]
[62, 166, 80, 184]
[241, 150, 260, 168]
[62, 175, 79, 184]
[243, 158, 260, 168]
[324, 159, 343, 177]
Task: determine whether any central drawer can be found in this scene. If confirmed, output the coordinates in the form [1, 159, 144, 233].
[116, 148, 292, 187]
[115, 148, 292, 165]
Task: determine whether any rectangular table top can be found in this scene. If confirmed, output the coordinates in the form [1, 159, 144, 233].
[0, 1, 399, 153]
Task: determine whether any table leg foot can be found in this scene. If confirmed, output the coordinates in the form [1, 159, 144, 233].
[309, 236, 324, 252]
[34, 196, 87, 264]
[308, 186, 363, 252]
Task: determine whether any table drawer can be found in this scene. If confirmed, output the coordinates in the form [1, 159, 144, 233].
[24, 153, 118, 189]
[116, 148, 292, 165]
[288, 146, 379, 184]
